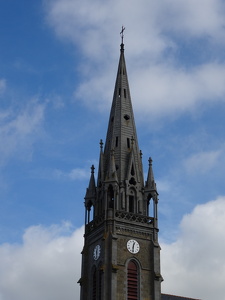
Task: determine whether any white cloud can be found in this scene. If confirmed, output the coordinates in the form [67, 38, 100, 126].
[0, 79, 6, 95]
[0, 223, 83, 300]
[53, 167, 90, 180]
[0, 99, 45, 166]
[161, 196, 225, 300]
[161, 0, 225, 40]
[131, 62, 225, 117]
[44, 0, 225, 54]
[183, 148, 223, 174]
[1, 197, 225, 300]
[43, 0, 225, 119]
[46, 94, 65, 109]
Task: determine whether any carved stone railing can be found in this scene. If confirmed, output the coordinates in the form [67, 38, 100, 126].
[115, 211, 153, 225]
[85, 211, 154, 234]
[85, 214, 105, 233]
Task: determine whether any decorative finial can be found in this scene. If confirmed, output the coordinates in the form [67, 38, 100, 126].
[100, 139, 103, 150]
[148, 157, 153, 166]
[91, 165, 95, 174]
[120, 26, 125, 45]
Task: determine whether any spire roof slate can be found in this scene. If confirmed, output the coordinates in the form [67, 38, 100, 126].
[102, 43, 143, 186]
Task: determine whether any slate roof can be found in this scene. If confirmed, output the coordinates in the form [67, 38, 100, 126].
[162, 294, 202, 300]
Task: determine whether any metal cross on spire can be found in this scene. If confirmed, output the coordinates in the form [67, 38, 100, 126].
[120, 26, 125, 44]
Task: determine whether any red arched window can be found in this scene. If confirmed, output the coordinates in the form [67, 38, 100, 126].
[127, 260, 138, 300]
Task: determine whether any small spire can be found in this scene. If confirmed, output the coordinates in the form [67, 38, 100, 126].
[145, 157, 157, 191]
[85, 165, 96, 200]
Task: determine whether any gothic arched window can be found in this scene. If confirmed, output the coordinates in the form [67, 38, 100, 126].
[86, 200, 94, 224]
[98, 264, 103, 300]
[147, 193, 153, 217]
[92, 267, 97, 300]
[127, 260, 139, 300]
[107, 185, 114, 209]
[128, 189, 136, 213]
[129, 195, 134, 213]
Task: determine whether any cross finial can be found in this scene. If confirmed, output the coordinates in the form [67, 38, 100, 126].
[148, 157, 153, 166]
[100, 139, 103, 151]
[120, 26, 125, 44]
[91, 165, 95, 174]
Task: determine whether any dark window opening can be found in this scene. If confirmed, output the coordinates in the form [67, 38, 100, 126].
[124, 114, 130, 121]
[129, 196, 134, 213]
[108, 185, 114, 209]
[131, 164, 135, 176]
[127, 138, 130, 148]
[124, 89, 127, 98]
[116, 136, 118, 147]
[99, 269, 103, 300]
[129, 177, 136, 185]
[92, 268, 97, 300]
[127, 261, 138, 300]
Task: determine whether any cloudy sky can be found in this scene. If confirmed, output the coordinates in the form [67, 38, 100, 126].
[1, 0, 225, 299]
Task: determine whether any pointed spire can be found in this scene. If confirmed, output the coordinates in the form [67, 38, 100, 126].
[145, 157, 157, 191]
[85, 165, 96, 201]
[103, 34, 143, 186]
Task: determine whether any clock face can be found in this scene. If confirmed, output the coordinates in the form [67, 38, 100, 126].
[93, 244, 101, 260]
[127, 239, 140, 254]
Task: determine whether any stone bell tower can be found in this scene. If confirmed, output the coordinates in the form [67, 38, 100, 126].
[79, 31, 163, 300]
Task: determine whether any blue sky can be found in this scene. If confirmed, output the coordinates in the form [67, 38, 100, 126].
[1, 0, 225, 300]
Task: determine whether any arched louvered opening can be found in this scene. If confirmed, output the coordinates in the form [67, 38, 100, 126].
[107, 185, 114, 209]
[147, 193, 153, 217]
[129, 196, 134, 213]
[127, 260, 139, 300]
[131, 164, 135, 176]
[85, 200, 94, 224]
[128, 189, 137, 213]
[147, 193, 158, 219]
[98, 266, 103, 300]
[92, 267, 97, 300]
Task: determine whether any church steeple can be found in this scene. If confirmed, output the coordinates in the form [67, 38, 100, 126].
[79, 33, 162, 300]
[102, 38, 144, 201]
